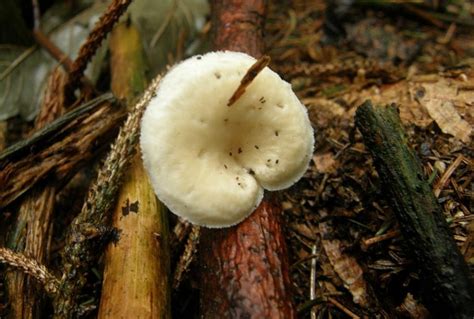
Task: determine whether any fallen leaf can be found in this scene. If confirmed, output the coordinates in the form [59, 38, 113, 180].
[313, 152, 338, 174]
[396, 293, 429, 319]
[319, 219, 370, 307]
[412, 79, 473, 143]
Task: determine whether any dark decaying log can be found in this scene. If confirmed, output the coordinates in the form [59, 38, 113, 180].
[199, 1, 296, 318]
[355, 101, 474, 319]
[0, 94, 124, 209]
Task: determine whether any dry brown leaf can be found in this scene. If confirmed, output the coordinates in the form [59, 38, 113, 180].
[411, 78, 473, 143]
[350, 72, 474, 139]
[313, 152, 338, 174]
[304, 98, 347, 128]
[290, 222, 318, 240]
[396, 293, 429, 319]
[319, 220, 370, 307]
[352, 82, 432, 127]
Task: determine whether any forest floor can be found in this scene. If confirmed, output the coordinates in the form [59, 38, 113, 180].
[0, 0, 473, 318]
[265, 1, 473, 318]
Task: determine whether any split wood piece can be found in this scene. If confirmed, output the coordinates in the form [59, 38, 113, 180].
[355, 101, 474, 319]
[0, 94, 124, 209]
[98, 22, 171, 319]
[200, 1, 295, 318]
[6, 67, 66, 319]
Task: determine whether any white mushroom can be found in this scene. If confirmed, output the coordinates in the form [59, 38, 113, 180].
[140, 51, 314, 228]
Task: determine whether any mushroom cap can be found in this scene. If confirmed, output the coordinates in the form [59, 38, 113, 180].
[140, 51, 314, 228]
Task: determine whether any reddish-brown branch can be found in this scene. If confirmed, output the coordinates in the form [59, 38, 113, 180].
[67, 0, 132, 89]
[200, 1, 296, 317]
[200, 198, 295, 318]
[33, 31, 74, 73]
[211, 0, 266, 57]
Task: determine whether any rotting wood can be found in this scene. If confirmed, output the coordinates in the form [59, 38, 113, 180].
[53, 77, 162, 319]
[6, 67, 66, 319]
[355, 101, 474, 319]
[98, 22, 171, 319]
[0, 94, 124, 209]
[199, 1, 296, 318]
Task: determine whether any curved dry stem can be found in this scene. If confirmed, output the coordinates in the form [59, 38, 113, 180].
[0, 247, 59, 295]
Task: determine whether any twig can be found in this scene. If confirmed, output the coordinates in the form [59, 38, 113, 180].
[150, 0, 178, 48]
[362, 230, 401, 248]
[201, 1, 295, 317]
[310, 244, 317, 319]
[98, 23, 170, 318]
[0, 46, 36, 81]
[227, 55, 271, 106]
[327, 297, 360, 319]
[171, 218, 192, 253]
[31, 0, 40, 30]
[0, 248, 59, 295]
[433, 155, 464, 198]
[67, 0, 133, 89]
[403, 4, 446, 28]
[173, 226, 200, 290]
[33, 30, 74, 73]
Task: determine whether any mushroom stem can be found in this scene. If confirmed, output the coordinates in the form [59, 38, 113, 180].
[227, 55, 271, 106]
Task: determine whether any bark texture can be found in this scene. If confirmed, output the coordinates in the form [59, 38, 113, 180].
[211, 0, 265, 57]
[6, 68, 66, 319]
[200, 1, 296, 318]
[0, 94, 123, 209]
[355, 101, 474, 319]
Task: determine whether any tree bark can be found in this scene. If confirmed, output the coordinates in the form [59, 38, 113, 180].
[355, 101, 474, 319]
[200, 1, 296, 318]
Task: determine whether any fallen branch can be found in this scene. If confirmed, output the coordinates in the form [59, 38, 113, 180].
[6, 67, 66, 319]
[98, 22, 171, 319]
[0, 93, 123, 209]
[53, 76, 161, 318]
[355, 101, 474, 319]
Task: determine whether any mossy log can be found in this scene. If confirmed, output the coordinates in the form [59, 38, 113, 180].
[355, 101, 474, 319]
